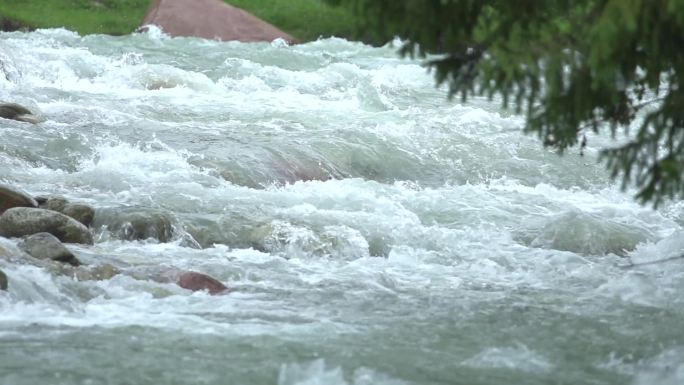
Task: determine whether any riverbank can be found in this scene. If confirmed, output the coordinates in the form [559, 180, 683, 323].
[0, 0, 356, 41]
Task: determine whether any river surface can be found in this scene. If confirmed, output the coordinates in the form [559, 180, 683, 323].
[0, 28, 683, 385]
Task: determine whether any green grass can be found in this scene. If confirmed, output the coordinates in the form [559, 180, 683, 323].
[226, 0, 356, 41]
[0, 0, 357, 41]
[0, 0, 149, 36]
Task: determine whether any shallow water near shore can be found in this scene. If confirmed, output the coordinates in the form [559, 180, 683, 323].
[1, 28, 683, 385]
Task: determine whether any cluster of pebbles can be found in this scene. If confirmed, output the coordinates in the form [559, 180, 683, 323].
[0, 184, 229, 295]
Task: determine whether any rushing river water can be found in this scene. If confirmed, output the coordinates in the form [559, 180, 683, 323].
[0, 28, 683, 385]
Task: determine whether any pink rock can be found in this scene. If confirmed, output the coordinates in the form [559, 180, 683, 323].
[0, 184, 38, 215]
[141, 0, 297, 43]
[177, 271, 230, 295]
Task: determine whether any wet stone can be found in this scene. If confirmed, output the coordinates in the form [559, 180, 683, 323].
[19, 232, 81, 266]
[62, 204, 95, 227]
[41, 196, 69, 212]
[0, 207, 93, 245]
[39, 197, 96, 227]
[0, 102, 44, 124]
[94, 207, 175, 243]
[0, 269, 7, 290]
[72, 264, 121, 281]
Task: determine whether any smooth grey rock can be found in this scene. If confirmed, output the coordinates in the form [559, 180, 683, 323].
[62, 204, 95, 227]
[0, 207, 93, 245]
[38, 197, 95, 227]
[19, 232, 80, 266]
[0, 102, 44, 124]
[78, 264, 120, 281]
[0, 269, 7, 290]
[94, 207, 174, 242]
[50, 263, 120, 281]
[42, 196, 68, 212]
[0, 184, 38, 214]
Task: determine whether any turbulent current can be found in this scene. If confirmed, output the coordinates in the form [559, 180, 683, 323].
[1, 28, 683, 385]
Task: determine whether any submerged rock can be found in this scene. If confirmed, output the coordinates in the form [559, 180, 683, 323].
[0, 102, 44, 124]
[19, 232, 81, 266]
[0, 207, 93, 245]
[62, 204, 95, 228]
[514, 210, 653, 256]
[50, 263, 121, 281]
[81, 264, 120, 281]
[247, 221, 372, 260]
[94, 207, 175, 242]
[38, 196, 95, 227]
[40, 196, 68, 212]
[0, 184, 38, 214]
[177, 271, 229, 295]
[0, 269, 7, 290]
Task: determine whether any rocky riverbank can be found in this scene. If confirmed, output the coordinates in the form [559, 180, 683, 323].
[0, 183, 229, 295]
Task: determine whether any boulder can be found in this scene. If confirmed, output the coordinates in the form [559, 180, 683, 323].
[0, 269, 7, 290]
[19, 232, 81, 266]
[38, 197, 95, 227]
[94, 207, 174, 242]
[141, 0, 296, 43]
[40, 196, 68, 212]
[0, 207, 93, 245]
[177, 271, 229, 295]
[61, 204, 95, 227]
[0, 102, 44, 124]
[80, 263, 120, 281]
[53, 263, 120, 281]
[0, 184, 38, 214]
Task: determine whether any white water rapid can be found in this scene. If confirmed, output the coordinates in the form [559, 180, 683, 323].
[0, 28, 683, 385]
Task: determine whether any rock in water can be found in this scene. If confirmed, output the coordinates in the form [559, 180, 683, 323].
[19, 232, 81, 266]
[94, 207, 175, 242]
[80, 264, 120, 281]
[55, 263, 121, 281]
[0, 102, 44, 124]
[0, 269, 7, 290]
[39, 196, 95, 227]
[40, 196, 69, 212]
[61, 204, 95, 228]
[177, 271, 229, 295]
[0, 207, 93, 245]
[0, 184, 38, 214]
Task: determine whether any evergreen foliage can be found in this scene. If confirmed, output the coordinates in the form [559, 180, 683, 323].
[330, 0, 684, 205]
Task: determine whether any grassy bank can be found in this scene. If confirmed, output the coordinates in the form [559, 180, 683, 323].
[0, 0, 149, 36]
[229, 0, 355, 41]
[0, 0, 356, 41]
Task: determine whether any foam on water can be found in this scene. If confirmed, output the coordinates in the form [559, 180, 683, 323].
[278, 360, 407, 385]
[1, 28, 683, 385]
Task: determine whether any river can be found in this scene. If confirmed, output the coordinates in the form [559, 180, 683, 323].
[0, 28, 683, 385]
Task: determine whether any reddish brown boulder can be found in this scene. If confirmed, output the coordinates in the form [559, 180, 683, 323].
[141, 0, 296, 43]
[0, 184, 38, 214]
[177, 271, 229, 295]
